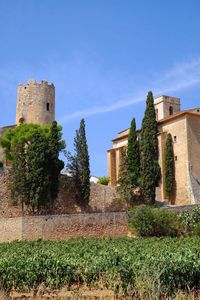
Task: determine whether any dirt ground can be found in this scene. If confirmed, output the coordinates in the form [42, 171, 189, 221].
[1, 287, 116, 300]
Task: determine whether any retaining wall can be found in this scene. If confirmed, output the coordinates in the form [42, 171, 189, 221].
[0, 173, 125, 217]
[0, 212, 128, 242]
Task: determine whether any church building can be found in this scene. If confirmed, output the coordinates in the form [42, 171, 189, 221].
[107, 95, 200, 205]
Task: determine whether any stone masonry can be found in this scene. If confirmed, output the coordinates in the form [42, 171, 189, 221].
[16, 80, 55, 125]
[0, 212, 128, 243]
[0, 173, 125, 218]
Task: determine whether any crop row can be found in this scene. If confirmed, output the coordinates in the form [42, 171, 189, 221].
[0, 237, 200, 294]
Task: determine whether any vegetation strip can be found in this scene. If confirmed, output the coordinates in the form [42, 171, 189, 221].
[0, 237, 200, 295]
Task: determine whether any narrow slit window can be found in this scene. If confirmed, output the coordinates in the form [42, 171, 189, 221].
[46, 103, 50, 111]
[174, 136, 177, 142]
[156, 109, 158, 121]
[175, 155, 177, 161]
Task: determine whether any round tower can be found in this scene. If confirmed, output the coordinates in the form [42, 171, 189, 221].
[16, 80, 55, 125]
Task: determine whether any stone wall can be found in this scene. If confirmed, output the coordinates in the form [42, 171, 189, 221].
[158, 115, 190, 204]
[0, 212, 128, 242]
[187, 116, 200, 203]
[165, 204, 200, 213]
[0, 172, 22, 217]
[0, 173, 125, 218]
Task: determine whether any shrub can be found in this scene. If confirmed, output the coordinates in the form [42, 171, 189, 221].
[97, 176, 109, 185]
[178, 206, 200, 232]
[128, 206, 182, 237]
[192, 223, 200, 236]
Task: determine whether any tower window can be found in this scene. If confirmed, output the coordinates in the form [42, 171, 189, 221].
[175, 155, 177, 161]
[174, 136, 177, 142]
[156, 109, 158, 121]
[169, 106, 173, 115]
[46, 103, 50, 111]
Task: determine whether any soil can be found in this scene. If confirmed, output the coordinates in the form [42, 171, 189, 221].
[6, 287, 116, 300]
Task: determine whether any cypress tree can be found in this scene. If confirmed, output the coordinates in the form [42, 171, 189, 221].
[140, 91, 161, 204]
[117, 147, 132, 204]
[165, 133, 175, 201]
[67, 119, 90, 206]
[48, 121, 65, 207]
[127, 118, 140, 186]
[26, 131, 49, 213]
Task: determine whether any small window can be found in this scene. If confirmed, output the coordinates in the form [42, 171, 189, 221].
[169, 106, 173, 115]
[19, 117, 24, 124]
[175, 156, 177, 161]
[46, 103, 50, 111]
[174, 136, 177, 142]
[156, 109, 158, 121]
[197, 109, 200, 112]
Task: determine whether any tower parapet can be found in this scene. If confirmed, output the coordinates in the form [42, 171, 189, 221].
[16, 79, 55, 125]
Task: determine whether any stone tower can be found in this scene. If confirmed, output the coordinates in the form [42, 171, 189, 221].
[154, 95, 180, 121]
[16, 80, 55, 125]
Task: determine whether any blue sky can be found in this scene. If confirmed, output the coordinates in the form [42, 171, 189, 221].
[0, 0, 200, 176]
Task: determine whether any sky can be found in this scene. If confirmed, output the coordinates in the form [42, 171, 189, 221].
[0, 0, 200, 176]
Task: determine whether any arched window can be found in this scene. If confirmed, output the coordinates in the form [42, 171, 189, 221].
[19, 117, 24, 124]
[169, 106, 173, 115]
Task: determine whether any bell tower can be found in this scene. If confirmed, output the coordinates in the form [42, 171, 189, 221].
[154, 95, 180, 121]
[16, 80, 55, 125]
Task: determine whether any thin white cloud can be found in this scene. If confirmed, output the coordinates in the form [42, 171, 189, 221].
[59, 58, 200, 123]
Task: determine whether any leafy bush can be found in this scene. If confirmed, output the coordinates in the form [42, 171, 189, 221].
[128, 206, 182, 237]
[192, 223, 200, 236]
[97, 176, 109, 185]
[178, 206, 200, 232]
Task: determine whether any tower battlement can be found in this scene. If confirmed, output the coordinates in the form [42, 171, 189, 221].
[16, 79, 55, 125]
[18, 79, 54, 88]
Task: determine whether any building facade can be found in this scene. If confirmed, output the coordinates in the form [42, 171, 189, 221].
[107, 95, 200, 205]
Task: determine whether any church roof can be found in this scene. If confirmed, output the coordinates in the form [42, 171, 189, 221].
[158, 110, 200, 124]
[111, 110, 200, 143]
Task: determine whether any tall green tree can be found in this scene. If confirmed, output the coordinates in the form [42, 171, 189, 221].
[67, 119, 90, 206]
[10, 142, 28, 213]
[117, 147, 132, 204]
[0, 123, 65, 214]
[127, 118, 140, 186]
[140, 91, 161, 204]
[48, 121, 65, 208]
[26, 131, 49, 213]
[164, 133, 175, 201]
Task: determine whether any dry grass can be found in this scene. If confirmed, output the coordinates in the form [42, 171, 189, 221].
[5, 286, 200, 300]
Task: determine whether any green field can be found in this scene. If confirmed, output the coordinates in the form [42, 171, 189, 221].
[0, 237, 200, 295]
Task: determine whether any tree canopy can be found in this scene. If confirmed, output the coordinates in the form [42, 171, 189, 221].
[140, 91, 161, 204]
[67, 119, 90, 206]
[0, 123, 65, 213]
[164, 133, 175, 201]
[127, 118, 140, 186]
